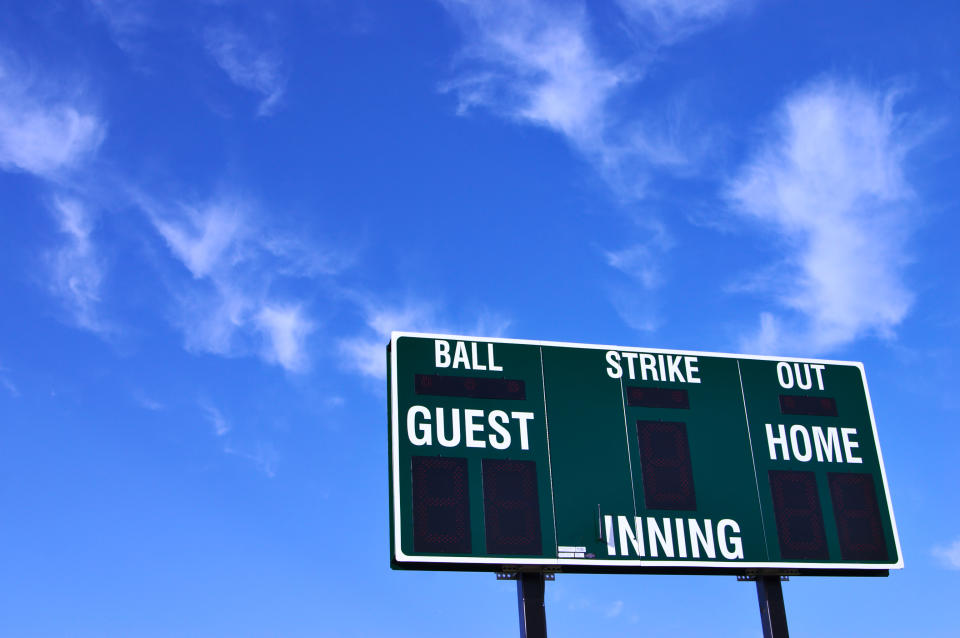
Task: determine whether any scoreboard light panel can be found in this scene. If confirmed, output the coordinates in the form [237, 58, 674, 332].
[388, 332, 902, 574]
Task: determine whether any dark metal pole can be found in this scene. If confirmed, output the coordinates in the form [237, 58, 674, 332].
[516, 572, 547, 638]
[756, 576, 789, 638]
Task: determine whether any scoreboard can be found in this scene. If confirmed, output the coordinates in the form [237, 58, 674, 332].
[388, 333, 902, 575]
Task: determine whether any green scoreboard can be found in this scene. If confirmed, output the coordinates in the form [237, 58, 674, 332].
[388, 332, 902, 575]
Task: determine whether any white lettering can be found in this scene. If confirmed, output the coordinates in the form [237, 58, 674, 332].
[647, 517, 674, 558]
[674, 518, 687, 558]
[605, 515, 616, 556]
[607, 516, 740, 561]
[790, 424, 813, 462]
[777, 362, 794, 389]
[841, 428, 862, 464]
[512, 411, 534, 451]
[618, 516, 645, 557]
[766, 423, 790, 461]
[813, 426, 842, 462]
[623, 352, 639, 380]
[452, 341, 470, 369]
[657, 354, 667, 385]
[487, 410, 511, 450]
[794, 363, 813, 390]
[770, 424, 861, 464]
[406, 405, 432, 446]
[487, 343, 503, 372]
[405, 408, 534, 451]
[464, 409, 485, 448]
[639, 354, 658, 382]
[718, 519, 743, 559]
[470, 342, 486, 370]
[667, 356, 685, 383]
[434, 340, 450, 368]
[605, 351, 623, 379]
[689, 519, 715, 559]
[811, 364, 826, 390]
[685, 356, 701, 384]
[437, 409, 460, 447]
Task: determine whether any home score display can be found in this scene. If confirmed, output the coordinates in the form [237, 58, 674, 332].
[388, 333, 902, 574]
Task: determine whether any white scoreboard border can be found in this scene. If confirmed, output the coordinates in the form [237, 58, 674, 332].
[389, 331, 904, 571]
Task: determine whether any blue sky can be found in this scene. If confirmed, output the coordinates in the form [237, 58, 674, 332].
[1, 0, 958, 635]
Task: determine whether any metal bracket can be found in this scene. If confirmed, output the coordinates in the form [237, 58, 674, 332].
[738, 575, 789, 582]
[496, 570, 556, 581]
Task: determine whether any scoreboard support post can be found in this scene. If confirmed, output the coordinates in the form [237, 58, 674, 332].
[756, 576, 790, 638]
[516, 573, 548, 638]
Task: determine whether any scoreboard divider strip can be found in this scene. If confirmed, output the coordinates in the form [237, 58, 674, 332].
[538, 346, 560, 555]
[738, 359, 770, 558]
[618, 375, 641, 521]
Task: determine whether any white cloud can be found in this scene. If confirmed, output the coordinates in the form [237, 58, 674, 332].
[224, 441, 278, 478]
[205, 24, 286, 116]
[340, 300, 511, 380]
[603, 219, 673, 332]
[933, 538, 960, 570]
[605, 219, 674, 289]
[0, 59, 105, 178]
[608, 289, 660, 333]
[89, 0, 152, 54]
[0, 362, 19, 398]
[439, 0, 738, 334]
[141, 195, 334, 372]
[151, 203, 245, 279]
[133, 390, 163, 411]
[201, 401, 230, 436]
[440, 0, 626, 161]
[339, 301, 440, 380]
[255, 305, 314, 373]
[739, 311, 781, 355]
[47, 197, 112, 334]
[616, 0, 741, 43]
[439, 0, 738, 197]
[339, 336, 391, 380]
[604, 599, 624, 618]
[728, 78, 919, 354]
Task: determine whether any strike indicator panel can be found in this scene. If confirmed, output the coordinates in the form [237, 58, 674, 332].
[388, 333, 902, 575]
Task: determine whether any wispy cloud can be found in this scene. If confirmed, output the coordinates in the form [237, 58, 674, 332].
[46, 197, 112, 334]
[603, 219, 673, 332]
[205, 24, 286, 116]
[0, 362, 19, 398]
[439, 0, 737, 197]
[340, 299, 511, 380]
[201, 401, 230, 437]
[133, 389, 163, 411]
[255, 305, 315, 373]
[339, 301, 440, 380]
[933, 537, 960, 570]
[604, 219, 674, 290]
[89, 0, 153, 54]
[151, 203, 245, 279]
[440, 1, 627, 165]
[438, 0, 738, 335]
[604, 599, 624, 618]
[616, 0, 743, 43]
[140, 194, 337, 372]
[728, 77, 922, 354]
[0, 57, 105, 178]
[224, 441, 278, 478]
[200, 401, 278, 477]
